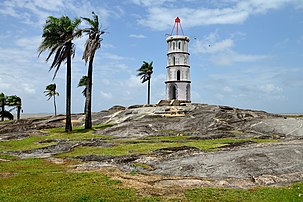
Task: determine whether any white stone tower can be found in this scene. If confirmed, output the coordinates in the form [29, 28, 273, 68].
[165, 17, 191, 101]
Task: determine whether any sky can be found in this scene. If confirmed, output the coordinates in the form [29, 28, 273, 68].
[0, 0, 303, 114]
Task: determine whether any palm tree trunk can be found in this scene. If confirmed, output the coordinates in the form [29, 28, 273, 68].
[53, 95, 57, 116]
[147, 78, 151, 104]
[65, 43, 73, 132]
[84, 55, 94, 129]
[17, 106, 21, 120]
[1, 99, 4, 121]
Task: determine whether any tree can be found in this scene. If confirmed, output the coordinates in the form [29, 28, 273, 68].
[6, 95, 22, 120]
[38, 16, 82, 132]
[137, 61, 153, 104]
[81, 12, 105, 129]
[44, 83, 59, 116]
[0, 93, 6, 121]
[78, 76, 88, 97]
[78, 75, 88, 113]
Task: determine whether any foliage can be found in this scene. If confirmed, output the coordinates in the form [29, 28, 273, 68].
[137, 61, 153, 104]
[44, 83, 59, 100]
[38, 16, 82, 79]
[78, 75, 88, 97]
[44, 83, 59, 116]
[137, 61, 153, 83]
[81, 12, 104, 64]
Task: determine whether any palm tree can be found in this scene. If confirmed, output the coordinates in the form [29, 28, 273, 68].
[137, 61, 153, 104]
[44, 83, 59, 116]
[78, 76, 88, 113]
[0, 93, 6, 121]
[78, 76, 88, 97]
[81, 12, 105, 129]
[38, 16, 82, 132]
[6, 95, 22, 120]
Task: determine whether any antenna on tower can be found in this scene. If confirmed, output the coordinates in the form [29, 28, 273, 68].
[170, 17, 184, 36]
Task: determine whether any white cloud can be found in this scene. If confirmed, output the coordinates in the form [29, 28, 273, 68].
[192, 31, 268, 66]
[210, 51, 269, 66]
[129, 34, 147, 38]
[100, 91, 113, 99]
[134, 0, 302, 30]
[0, 0, 117, 27]
[131, 0, 175, 6]
[259, 83, 283, 94]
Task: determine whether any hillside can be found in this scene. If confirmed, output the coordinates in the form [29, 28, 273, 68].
[1, 103, 303, 200]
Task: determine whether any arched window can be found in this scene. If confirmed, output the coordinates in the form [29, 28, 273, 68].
[178, 42, 181, 50]
[172, 56, 175, 65]
[186, 84, 190, 101]
[173, 42, 175, 50]
[177, 70, 181, 81]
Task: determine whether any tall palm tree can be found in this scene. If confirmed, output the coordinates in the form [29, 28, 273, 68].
[81, 12, 105, 129]
[6, 95, 22, 120]
[38, 16, 82, 132]
[44, 83, 59, 116]
[78, 75, 88, 113]
[137, 61, 153, 104]
[0, 93, 6, 121]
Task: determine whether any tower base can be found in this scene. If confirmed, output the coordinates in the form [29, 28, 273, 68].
[157, 99, 191, 106]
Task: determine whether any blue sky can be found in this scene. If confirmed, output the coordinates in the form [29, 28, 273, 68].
[0, 0, 303, 114]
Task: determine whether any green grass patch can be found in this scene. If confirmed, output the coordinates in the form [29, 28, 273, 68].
[0, 158, 68, 173]
[147, 135, 191, 141]
[0, 124, 114, 152]
[185, 183, 303, 202]
[0, 157, 160, 202]
[57, 138, 267, 158]
[0, 135, 57, 152]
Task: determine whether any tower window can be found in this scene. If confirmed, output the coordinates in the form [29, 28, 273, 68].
[172, 56, 175, 65]
[173, 42, 175, 50]
[178, 42, 181, 50]
[177, 70, 181, 81]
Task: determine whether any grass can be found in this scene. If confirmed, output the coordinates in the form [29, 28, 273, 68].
[0, 124, 114, 152]
[185, 183, 303, 202]
[57, 137, 274, 158]
[0, 157, 160, 202]
[1, 157, 302, 201]
[1, 125, 298, 201]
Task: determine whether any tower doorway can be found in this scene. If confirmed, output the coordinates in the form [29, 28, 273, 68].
[169, 84, 177, 100]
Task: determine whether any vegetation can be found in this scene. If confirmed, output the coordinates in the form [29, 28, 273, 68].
[44, 83, 59, 116]
[38, 15, 82, 132]
[185, 184, 303, 202]
[0, 94, 22, 121]
[0, 124, 300, 201]
[0, 158, 160, 202]
[137, 61, 154, 104]
[78, 75, 88, 113]
[78, 75, 88, 97]
[81, 12, 105, 129]
[6, 95, 22, 120]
